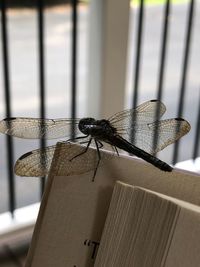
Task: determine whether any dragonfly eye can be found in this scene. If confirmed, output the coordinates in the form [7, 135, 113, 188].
[78, 118, 96, 134]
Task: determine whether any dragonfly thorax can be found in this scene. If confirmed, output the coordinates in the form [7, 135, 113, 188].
[78, 118, 116, 138]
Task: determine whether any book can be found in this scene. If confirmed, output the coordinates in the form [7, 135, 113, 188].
[95, 181, 200, 267]
[25, 142, 200, 267]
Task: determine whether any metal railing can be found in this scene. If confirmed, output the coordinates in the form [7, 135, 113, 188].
[1, 0, 15, 215]
[0, 0, 79, 215]
[131, 0, 199, 162]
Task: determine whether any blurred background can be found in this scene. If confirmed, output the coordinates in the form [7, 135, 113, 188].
[0, 0, 200, 265]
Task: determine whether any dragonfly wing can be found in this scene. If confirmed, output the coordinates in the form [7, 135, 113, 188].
[0, 118, 80, 139]
[118, 118, 190, 154]
[109, 100, 190, 154]
[15, 145, 56, 177]
[15, 142, 113, 177]
[108, 100, 166, 130]
[51, 142, 114, 176]
[147, 118, 190, 153]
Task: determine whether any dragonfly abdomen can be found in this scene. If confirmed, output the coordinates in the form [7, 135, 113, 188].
[107, 135, 173, 172]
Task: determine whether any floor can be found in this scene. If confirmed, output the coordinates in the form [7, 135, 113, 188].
[0, 227, 32, 267]
[0, 244, 28, 267]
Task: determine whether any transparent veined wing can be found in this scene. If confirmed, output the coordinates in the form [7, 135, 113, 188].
[15, 144, 56, 177]
[108, 100, 166, 129]
[145, 118, 191, 153]
[14, 142, 113, 177]
[0, 117, 80, 139]
[118, 118, 190, 154]
[108, 100, 190, 154]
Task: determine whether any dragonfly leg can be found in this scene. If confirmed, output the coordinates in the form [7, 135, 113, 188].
[79, 140, 90, 145]
[79, 140, 103, 146]
[97, 140, 104, 149]
[92, 139, 102, 182]
[113, 146, 119, 156]
[67, 135, 89, 143]
[69, 138, 92, 161]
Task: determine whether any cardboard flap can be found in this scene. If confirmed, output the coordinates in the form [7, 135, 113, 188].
[25, 142, 200, 267]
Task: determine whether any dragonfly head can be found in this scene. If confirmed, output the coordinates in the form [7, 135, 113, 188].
[78, 118, 96, 135]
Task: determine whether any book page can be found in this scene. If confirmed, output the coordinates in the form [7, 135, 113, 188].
[95, 181, 200, 267]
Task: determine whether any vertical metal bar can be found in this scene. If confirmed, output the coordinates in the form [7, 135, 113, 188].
[71, 0, 78, 139]
[153, 0, 171, 151]
[37, 0, 46, 196]
[132, 0, 144, 109]
[156, 0, 170, 102]
[192, 91, 200, 160]
[1, 0, 15, 215]
[172, 0, 194, 164]
[131, 0, 144, 145]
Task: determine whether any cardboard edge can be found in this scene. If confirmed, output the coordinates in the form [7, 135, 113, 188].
[24, 142, 63, 266]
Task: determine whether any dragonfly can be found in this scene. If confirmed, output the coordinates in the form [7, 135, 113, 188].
[0, 100, 191, 181]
